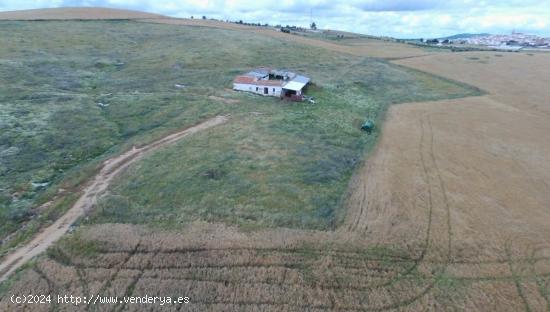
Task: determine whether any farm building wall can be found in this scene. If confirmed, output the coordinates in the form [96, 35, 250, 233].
[233, 83, 254, 92]
[233, 83, 282, 97]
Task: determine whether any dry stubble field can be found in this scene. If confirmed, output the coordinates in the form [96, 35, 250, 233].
[1, 11, 550, 311]
[345, 52, 550, 310]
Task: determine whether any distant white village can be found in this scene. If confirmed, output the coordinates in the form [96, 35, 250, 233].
[462, 32, 549, 50]
[424, 32, 550, 51]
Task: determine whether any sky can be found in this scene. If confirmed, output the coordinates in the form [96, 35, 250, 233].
[1, 0, 549, 38]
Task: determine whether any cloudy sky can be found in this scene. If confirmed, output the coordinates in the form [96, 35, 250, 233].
[1, 0, 549, 38]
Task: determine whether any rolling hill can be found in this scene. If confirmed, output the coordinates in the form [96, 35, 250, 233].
[0, 7, 165, 20]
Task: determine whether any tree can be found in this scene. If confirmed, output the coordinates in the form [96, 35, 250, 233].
[190, 16, 194, 19]
[202, 16, 206, 20]
[310, 22, 317, 30]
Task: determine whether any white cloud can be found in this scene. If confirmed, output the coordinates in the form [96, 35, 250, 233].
[0, 0, 65, 11]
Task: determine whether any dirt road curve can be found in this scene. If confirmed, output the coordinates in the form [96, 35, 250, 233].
[0, 115, 228, 283]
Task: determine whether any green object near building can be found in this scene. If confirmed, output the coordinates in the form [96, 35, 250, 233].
[361, 119, 375, 133]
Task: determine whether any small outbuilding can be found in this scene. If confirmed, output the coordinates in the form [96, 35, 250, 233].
[233, 67, 310, 101]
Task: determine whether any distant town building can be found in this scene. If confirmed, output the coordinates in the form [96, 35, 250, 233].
[452, 32, 550, 49]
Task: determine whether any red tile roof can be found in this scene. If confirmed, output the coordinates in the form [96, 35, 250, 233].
[233, 75, 256, 84]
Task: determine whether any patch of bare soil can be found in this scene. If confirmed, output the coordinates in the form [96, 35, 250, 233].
[0, 7, 164, 20]
[0, 116, 227, 283]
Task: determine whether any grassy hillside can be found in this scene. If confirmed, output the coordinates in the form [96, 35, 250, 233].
[0, 20, 480, 246]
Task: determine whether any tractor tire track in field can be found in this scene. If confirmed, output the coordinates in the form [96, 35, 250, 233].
[417, 115, 434, 262]
[360, 115, 438, 298]
[373, 113, 454, 310]
[314, 110, 454, 310]
[85, 240, 141, 312]
[426, 114, 453, 262]
[506, 242, 533, 312]
[529, 249, 550, 311]
[0, 115, 229, 283]
[315, 111, 454, 310]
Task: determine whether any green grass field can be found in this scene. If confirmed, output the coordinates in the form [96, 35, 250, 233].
[0, 20, 481, 245]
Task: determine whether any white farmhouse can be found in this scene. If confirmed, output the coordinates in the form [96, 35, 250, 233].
[233, 67, 310, 101]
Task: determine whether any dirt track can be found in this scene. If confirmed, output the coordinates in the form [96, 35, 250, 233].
[0, 116, 228, 283]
